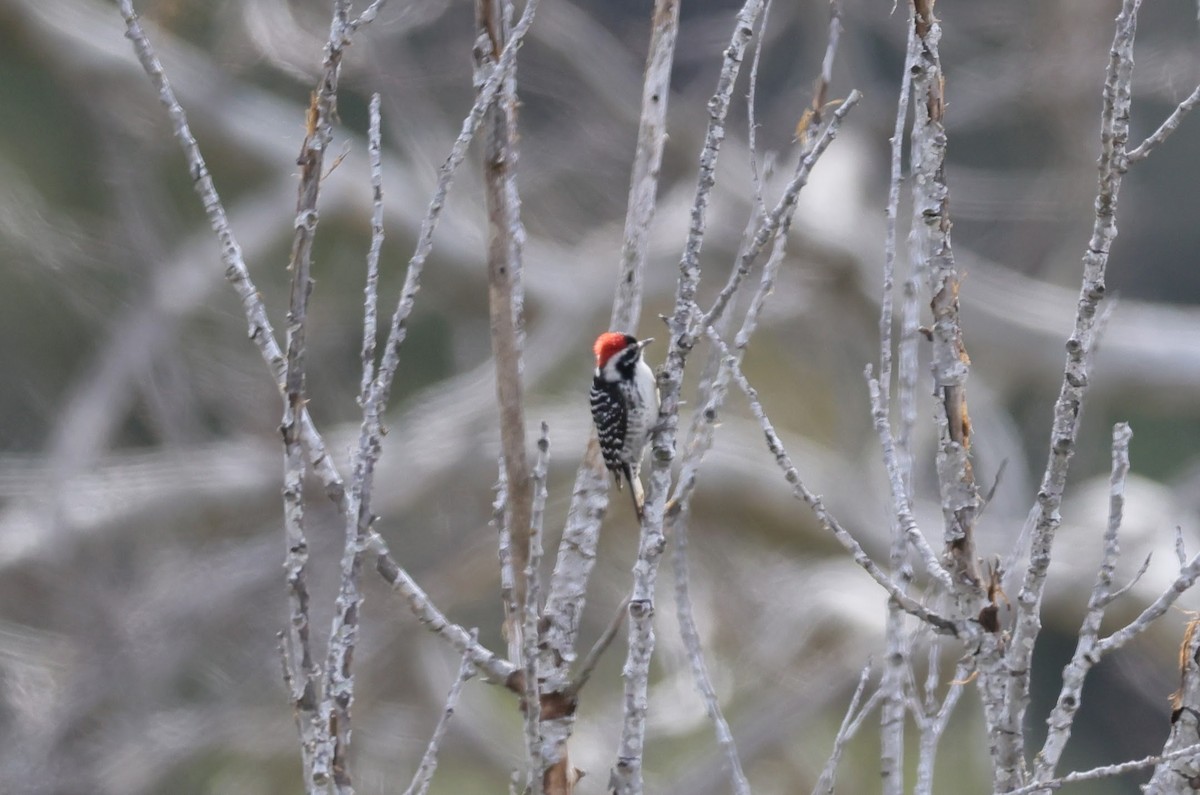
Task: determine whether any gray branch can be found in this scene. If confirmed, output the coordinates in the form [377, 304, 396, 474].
[1145, 623, 1200, 792]
[402, 639, 478, 795]
[812, 662, 873, 795]
[1127, 83, 1200, 162]
[523, 423, 549, 795]
[610, 0, 771, 789]
[1032, 423, 1133, 784]
[476, 0, 534, 662]
[1007, 3, 1142, 786]
[609, 0, 680, 333]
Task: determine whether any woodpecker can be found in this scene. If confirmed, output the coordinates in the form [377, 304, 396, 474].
[590, 332, 659, 520]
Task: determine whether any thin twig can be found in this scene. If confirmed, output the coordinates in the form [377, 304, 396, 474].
[566, 595, 630, 699]
[402, 639, 478, 795]
[372, 533, 521, 689]
[704, 323, 964, 637]
[744, 0, 774, 220]
[494, 456, 516, 654]
[366, 0, 539, 419]
[871, 24, 927, 786]
[672, 501, 750, 795]
[813, 662, 873, 795]
[116, 0, 348, 514]
[1002, 744, 1200, 795]
[116, 0, 528, 708]
[1127, 83, 1200, 161]
[610, 0, 680, 333]
[348, 0, 391, 37]
[1096, 553, 1200, 656]
[700, 91, 863, 333]
[915, 657, 971, 795]
[661, 15, 850, 790]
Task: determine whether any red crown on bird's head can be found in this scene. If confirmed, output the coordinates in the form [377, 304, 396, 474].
[593, 332, 635, 368]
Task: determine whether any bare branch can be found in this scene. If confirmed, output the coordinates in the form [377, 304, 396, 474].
[116, 0, 349, 511]
[671, 504, 750, 795]
[705, 324, 964, 637]
[877, 11, 917, 416]
[1033, 423, 1132, 783]
[656, 18, 853, 789]
[1008, 4, 1142, 780]
[539, 0, 682, 741]
[700, 90, 863, 333]
[368, 0, 540, 416]
[813, 662, 873, 795]
[299, 6, 371, 787]
[348, 0, 391, 37]
[477, 0, 534, 659]
[494, 457, 517, 653]
[1096, 553, 1200, 657]
[1127, 83, 1200, 162]
[360, 93, 385, 404]
[915, 657, 971, 795]
[372, 534, 521, 689]
[1146, 621, 1200, 792]
[1002, 744, 1200, 795]
[867, 373, 954, 591]
[878, 21, 930, 786]
[402, 639, 478, 795]
[910, 0, 982, 598]
[610, 0, 775, 787]
[610, 0, 680, 333]
[523, 423, 549, 795]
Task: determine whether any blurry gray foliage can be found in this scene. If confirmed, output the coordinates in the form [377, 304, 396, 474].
[2, 0, 1200, 793]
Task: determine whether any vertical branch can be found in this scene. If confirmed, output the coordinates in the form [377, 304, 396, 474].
[368, 0, 539, 423]
[610, 0, 680, 333]
[116, 0, 349, 512]
[476, 0, 534, 659]
[877, 15, 919, 794]
[360, 93, 385, 404]
[524, 424, 550, 795]
[1032, 423, 1132, 783]
[665, 12, 849, 792]
[909, 0, 981, 596]
[670, 521, 749, 795]
[1005, 0, 1141, 783]
[610, 2, 768, 790]
[908, 5, 1017, 787]
[914, 659, 970, 794]
[293, 5, 368, 790]
[402, 639, 478, 795]
[494, 458, 518, 650]
[1146, 621, 1200, 792]
[282, 265, 322, 789]
[813, 663, 875, 795]
[538, 1, 681, 790]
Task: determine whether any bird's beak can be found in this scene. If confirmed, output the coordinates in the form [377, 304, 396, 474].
[637, 338, 654, 349]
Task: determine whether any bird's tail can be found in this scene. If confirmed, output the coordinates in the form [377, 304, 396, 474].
[629, 471, 645, 522]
